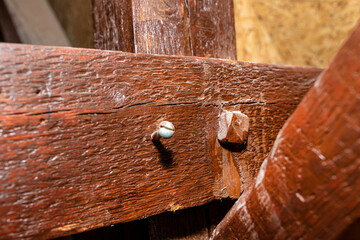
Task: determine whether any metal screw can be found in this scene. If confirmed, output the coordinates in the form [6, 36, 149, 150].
[151, 121, 175, 140]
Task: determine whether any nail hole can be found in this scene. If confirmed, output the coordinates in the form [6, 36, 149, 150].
[35, 89, 41, 95]
[39, 118, 46, 125]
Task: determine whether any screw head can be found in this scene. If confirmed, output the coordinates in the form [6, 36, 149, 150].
[158, 121, 175, 139]
[151, 121, 175, 140]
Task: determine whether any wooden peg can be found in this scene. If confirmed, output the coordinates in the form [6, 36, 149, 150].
[217, 110, 249, 144]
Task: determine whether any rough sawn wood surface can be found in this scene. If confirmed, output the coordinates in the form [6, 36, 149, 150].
[0, 43, 320, 239]
[211, 21, 360, 240]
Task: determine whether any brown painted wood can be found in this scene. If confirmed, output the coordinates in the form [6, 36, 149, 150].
[92, 1, 190, 238]
[211, 23, 360, 240]
[92, 1, 235, 239]
[92, 0, 134, 52]
[131, 0, 189, 56]
[92, 0, 236, 59]
[188, 0, 236, 59]
[121, 1, 235, 238]
[0, 43, 320, 239]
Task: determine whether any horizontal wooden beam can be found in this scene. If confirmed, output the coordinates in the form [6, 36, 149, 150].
[211, 23, 360, 240]
[0, 43, 321, 239]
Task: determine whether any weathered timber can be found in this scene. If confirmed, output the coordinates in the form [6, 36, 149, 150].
[94, 0, 225, 238]
[211, 23, 360, 240]
[92, 0, 236, 59]
[131, 0, 189, 56]
[0, 43, 321, 239]
[95, 1, 236, 239]
[92, 0, 134, 52]
[188, 0, 236, 59]
[184, 1, 236, 238]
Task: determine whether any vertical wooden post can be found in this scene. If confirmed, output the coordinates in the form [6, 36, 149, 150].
[92, 0, 134, 52]
[92, 0, 236, 58]
[92, 0, 237, 238]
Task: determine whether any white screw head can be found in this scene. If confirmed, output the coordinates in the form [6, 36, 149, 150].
[151, 121, 175, 140]
[158, 121, 175, 139]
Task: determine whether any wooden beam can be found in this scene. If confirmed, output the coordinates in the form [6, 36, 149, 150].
[187, 0, 236, 59]
[0, 43, 320, 239]
[211, 23, 360, 240]
[91, 1, 236, 239]
[92, 0, 236, 59]
[92, 0, 134, 52]
[112, 1, 236, 238]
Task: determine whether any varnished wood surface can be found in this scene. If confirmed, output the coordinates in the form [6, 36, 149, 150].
[92, 0, 134, 52]
[123, 1, 236, 239]
[131, 0, 188, 56]
[92, 0, 236, 59]
[92, 1, 236, 239]
[212, 23, 360, 240]
[0, 43, 320, 239]
[188, 0, 236, 59]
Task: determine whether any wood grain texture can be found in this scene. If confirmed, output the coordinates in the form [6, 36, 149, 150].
[127, 1, 235, 239]
[92, 0, 236, 59]
[188, 0, 236, 59]
[217, 111, 249, 144]
[0, 43, 320, 239]
[212, 23, 360, 240]
[91, 1, 236, 239]
[92, 0, 134, 52]
[132, 0, 189, 56]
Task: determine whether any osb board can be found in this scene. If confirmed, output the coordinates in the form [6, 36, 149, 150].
[48, 0, 94, 48]
[234, 0, 360, 67]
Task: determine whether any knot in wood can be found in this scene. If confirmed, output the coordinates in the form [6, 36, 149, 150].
[217, 111, 249, 144]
